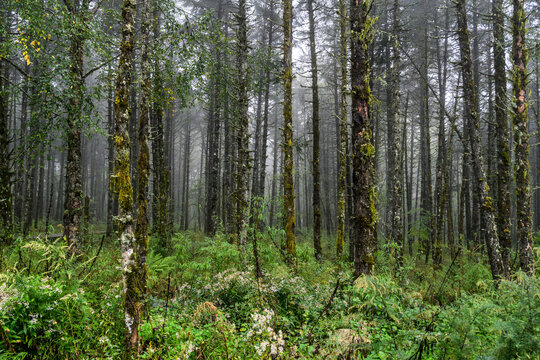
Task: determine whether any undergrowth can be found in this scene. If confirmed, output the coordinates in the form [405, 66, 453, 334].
[0, 231, 538, 359]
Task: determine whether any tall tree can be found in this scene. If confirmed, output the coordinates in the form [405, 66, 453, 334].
[235, 0, 250, 247]
[134, 0, 151, 345]
[307, 0, 322, 260]
[492, 0, 512, 276]
[0, 41, 11, 245]
[63, 0, 89, 255]
[350, 0, 376, 276]
[387, 0, 403, 264]
[282, 0, 296, 265]
[336, 0, 348, 258]
[112, 0, 139, 355]
[151, 3, 170, 252]
[511, 0, 533, 274]
[455, 0, 503, 281]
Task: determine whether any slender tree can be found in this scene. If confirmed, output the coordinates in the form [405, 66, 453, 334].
[282, 0, 296, 265]
[307, 0, 322, 260]
[492, 0, 512, 276]
[455, 0, 503, 281]
[336, 0, 348, 258]
[112, 0, 139, 355]
[388, 0, 403, 265]
[63, 0, 89, 255]
[511, 0, 533, 274]
[350, 0, 376, 276]
[236, 0, 250, 247]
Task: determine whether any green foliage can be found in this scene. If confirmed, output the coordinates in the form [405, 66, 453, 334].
[0, 232, 538, 359]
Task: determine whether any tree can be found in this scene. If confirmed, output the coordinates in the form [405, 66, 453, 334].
[455, 0, 503, 281]
[511, 0, 533, 274]
[282, 0, 296, 265]
[350, 0, 376, 276]
[0, 6, 12, 245]
[151, 2, 170, 253]
[492, 0, 512, 276]
[63, 0, 89, 256]
[112, 0, 139, 355]
[307, 0, 322, 260]
[387, 0, 403, 265]
[236, 0, 250, 247]
[336, 0, 348, 258]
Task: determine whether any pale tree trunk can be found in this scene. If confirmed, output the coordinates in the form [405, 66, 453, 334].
[350, 0, 376, 276]
[511, 0, 533, 274]
[112, 0, 138, 355]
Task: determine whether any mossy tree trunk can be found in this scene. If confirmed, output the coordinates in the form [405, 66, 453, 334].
[282, 0, 296, 266]
[455, 0, 503, 282]
[134, 0, 151, 331]
[336, 0, 348, 259]
[433, 1, 448, 269]
[63, 0, 88, 256]
[151, 2, 170, 253]
[511, 0, 533, 274]
[492, 0, 512, 277]
[236, 0, 250, 248]
[307, 0, 322, 260]
[112, 0, 139, 356]
[350, 0, 376, 276]
[257, 1, 275, 202]
[387, 0, 403, 265]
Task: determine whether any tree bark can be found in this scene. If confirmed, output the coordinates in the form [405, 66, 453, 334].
[113, 0, 138, 355]
[492, 0, 512, 276]
[307, 0, 322, 260]
[350, 0, 376, 276]
[455, 0, 503, 282]
[282, 0, 296, 265]
[511, 0, 533, 274]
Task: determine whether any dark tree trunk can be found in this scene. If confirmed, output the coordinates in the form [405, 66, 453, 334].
[492, 0, 512, 276]
[350, 0, 376, 276]
[307, 0, 322, 260]
[455, 0, 503, 281]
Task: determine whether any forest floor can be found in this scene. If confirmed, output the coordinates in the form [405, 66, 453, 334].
[0, 228, 538, 359]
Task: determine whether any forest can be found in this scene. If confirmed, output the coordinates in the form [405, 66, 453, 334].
[0, 0, 539, 358]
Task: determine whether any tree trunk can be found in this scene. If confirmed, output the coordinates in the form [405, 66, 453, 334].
[282, 0, 296, 265]
[336, 0, 348, 258]
[455, 0, 503, 282]
[387, 0, 403, 265]
[113, 0, 138, 355]
[63, 0, 87, 255]
[350, 0, 376, 276]
[511, 0, 533, 274]
[492, 0, 512, 276]
[0, 49, 12, 244]
[235, 0, 250, 248]
[307, 0, 322, 260]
